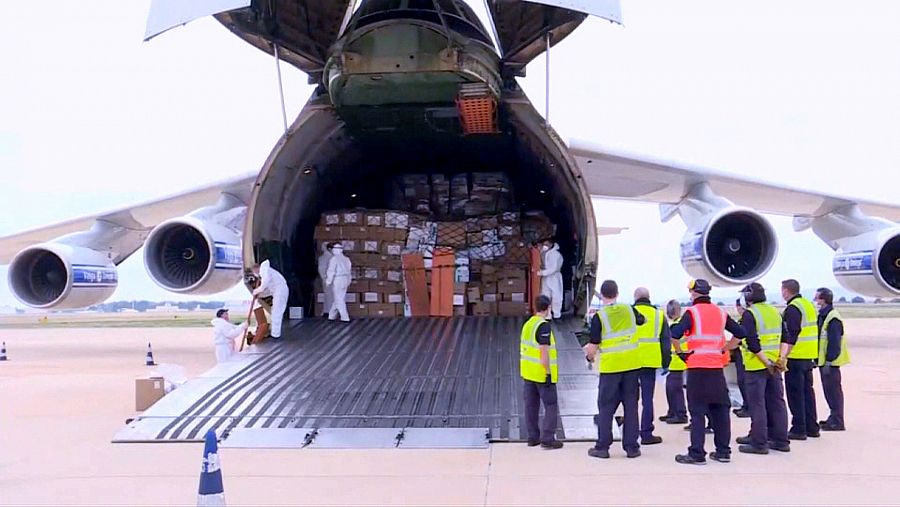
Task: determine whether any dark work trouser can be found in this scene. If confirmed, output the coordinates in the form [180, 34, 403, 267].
[665, 371, 687, 419]
[686, 368, 731, 460]
[638, 367, 657, 439]
[733, 350, 749, 410]
[819, 366, 845, 428]
[523, 380, 560, 444]
[785, 359, 820, 435]
[745, 370, 789, 448]
[595, 369, 640, 453]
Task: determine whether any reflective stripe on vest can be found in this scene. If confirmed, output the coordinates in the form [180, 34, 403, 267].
[520, 315, 558, 383]
[742, 303, 783, 372]
[684, 304, 727, 369]
[635, 305, 665, 368]
[818, 309, 851, 367]
[788, 297, 818, 359]
[597, 304, 641, 374]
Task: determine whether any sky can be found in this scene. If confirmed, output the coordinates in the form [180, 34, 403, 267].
[1, 0, 899, 307]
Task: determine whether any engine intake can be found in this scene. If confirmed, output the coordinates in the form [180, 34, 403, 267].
[144, 217, 242, 294]
[833, 230, 900, 297]
[8, 244, 117, 309]
[680, 208, 778, 286]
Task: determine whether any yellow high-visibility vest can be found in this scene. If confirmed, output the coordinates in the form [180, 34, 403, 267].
[635, 304, 665, 368]
[818, 309, 850, 367]
[520, 315, 558, 383]
[742, 303, 783, 371]
[596, 304, 640, 374]
[787, 297, 818, 360]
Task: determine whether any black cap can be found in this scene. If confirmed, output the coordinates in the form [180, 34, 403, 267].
[740, 282, 766, 303]
[688, 279, 711, 295]
[216, 309, 229, 318]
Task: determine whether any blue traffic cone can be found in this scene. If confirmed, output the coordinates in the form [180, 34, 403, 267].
[197, 430, 225, 506]
[0, 342, 7, 361]
[145, 342, 156, 366]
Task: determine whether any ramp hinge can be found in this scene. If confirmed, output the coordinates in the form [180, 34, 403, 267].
[302, 428, 319, 448]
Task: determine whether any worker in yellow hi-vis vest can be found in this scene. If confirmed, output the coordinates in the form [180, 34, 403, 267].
[520, 295, 563, 449]
[779, 279, 821, 440]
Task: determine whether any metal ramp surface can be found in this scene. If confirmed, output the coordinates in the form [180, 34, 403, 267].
[114, 316, 602, 446]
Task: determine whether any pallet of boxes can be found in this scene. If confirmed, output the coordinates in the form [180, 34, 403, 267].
[313, 172, 557, 318]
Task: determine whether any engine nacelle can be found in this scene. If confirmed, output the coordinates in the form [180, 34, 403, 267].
[8, 244, 117, 309]
[832, 229, 900, 297]
[679, 207, 778, 286]
[143, 217, 243, 294]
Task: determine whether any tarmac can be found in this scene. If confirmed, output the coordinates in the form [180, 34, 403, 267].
[1, 319, 899, 506]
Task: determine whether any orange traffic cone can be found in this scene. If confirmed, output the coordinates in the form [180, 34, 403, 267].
[0, 342, 7, 361]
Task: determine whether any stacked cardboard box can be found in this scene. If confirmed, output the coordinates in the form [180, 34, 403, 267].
[314, 210, 410, 318]
[313, 172, 556, 318]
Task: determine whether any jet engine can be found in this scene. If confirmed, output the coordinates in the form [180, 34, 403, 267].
[832, 229, 900, 297]
[143, 216, 243, 294]
[8, 243, 117, 309]
[679, 207, 778, 286]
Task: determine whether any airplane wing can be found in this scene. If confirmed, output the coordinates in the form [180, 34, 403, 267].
[569, 139, 900, 222]
[0, 173, 256, 265]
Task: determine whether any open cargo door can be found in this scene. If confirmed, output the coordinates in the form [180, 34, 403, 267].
[486, 0, 622, 71]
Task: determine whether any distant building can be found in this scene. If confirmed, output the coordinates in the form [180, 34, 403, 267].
[147, 303, 188, 313]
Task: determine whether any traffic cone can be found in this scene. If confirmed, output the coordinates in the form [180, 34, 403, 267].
[0, 342, 7, 361]
[197, 429, 225, 506]
[145, 342, 156, 366]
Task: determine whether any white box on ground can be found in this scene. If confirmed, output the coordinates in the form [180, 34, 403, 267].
[289, 307, 304, 319]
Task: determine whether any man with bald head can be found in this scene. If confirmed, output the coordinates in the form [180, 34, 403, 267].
[633, 287, 671, 445]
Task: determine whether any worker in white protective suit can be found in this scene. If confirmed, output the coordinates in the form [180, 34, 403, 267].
[251, 259, 289, 340]
[538, 239, 564, 319]
[317, 242, 334, 317]
[211, 309, 247, 363]
[326, 243, 353, 322]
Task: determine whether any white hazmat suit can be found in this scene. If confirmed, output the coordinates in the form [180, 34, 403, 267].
[253, 259, 289, 339]
[317, 243, 334, 316]
[539, 243, 564, 319]
[211, 317, 247, 363]
[326, 245, 353, 322]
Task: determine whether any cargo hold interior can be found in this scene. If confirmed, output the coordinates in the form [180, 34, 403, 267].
[246, 99, 595, 316]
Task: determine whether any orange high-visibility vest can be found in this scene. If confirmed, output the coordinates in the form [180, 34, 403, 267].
[684, 303, 727, 369]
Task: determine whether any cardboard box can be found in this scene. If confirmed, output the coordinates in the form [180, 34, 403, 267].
[455, 266, 470, 283]
[385, 211, 409, 229]
[345, 293, 360, 304]
[481, 282, 497, 295]
[505, 293, 526, 303]
[348, 280, 369, 293]
[341, 239, 357, 252]
[315, 303, 324, 316]
[453, 294, 466, 307]
[467, 286, 481, 302]
[498, 301, 529, 316]
[135, 377, 166, 411]
[370, 280, 403, 293]
[362, 268, 381, 280]
[385, 270, 402, 282]
[483, 293, 499, 303]
[363, 292, 382, 303]
[289, 306, 304, 319]
[382, 242, 404, 256]
[343, 226, 369, 240]
[454, 282, 467, 295]
[342, 211, 363, 225]
[363, 240, 380, 253]
[366, 213, 384, 227]
[498, 278, 527, 294]
[322, 213, 341, 226]
[314, 225, 342, 240]
[368, 303, 398, 318]
[386, 293, 404, 304]
[348, 304, 368, 319]
[453, 305, 467, 316]
[470, 302, 497, 316]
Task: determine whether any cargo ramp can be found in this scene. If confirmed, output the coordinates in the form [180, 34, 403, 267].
[114, 316, 602, 448]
